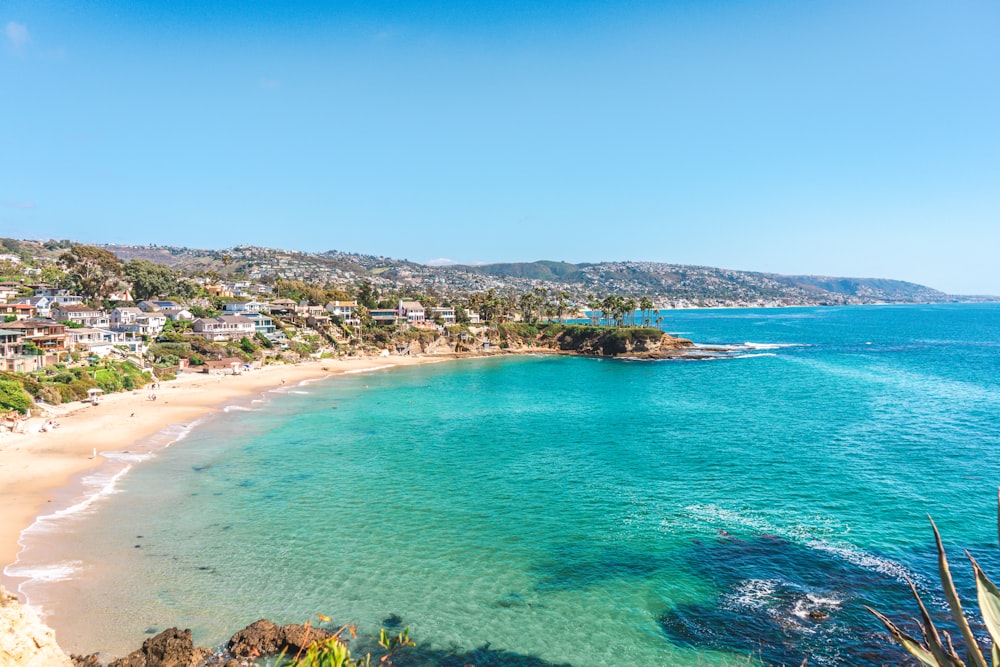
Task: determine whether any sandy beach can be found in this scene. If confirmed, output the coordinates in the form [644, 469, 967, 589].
[0, 354, 453, 594]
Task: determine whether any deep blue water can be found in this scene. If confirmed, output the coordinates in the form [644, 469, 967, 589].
[14, 304, 1000, 666]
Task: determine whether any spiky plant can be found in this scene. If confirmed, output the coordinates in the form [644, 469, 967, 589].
[868, 490, 1000, 666]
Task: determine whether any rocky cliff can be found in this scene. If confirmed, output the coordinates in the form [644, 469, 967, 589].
[490, 323, 695, 359]
[0, 587, 73, 667]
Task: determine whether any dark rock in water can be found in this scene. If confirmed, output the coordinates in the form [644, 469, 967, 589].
[657, 534, 929, 666]
[382, 613, 404, 628]
[226, 619, 330, 659]
[227, 619, 283, 658]
[70, 654, 102, 667]
[281, 623, 331, 654]
[107, 627, 212, 667]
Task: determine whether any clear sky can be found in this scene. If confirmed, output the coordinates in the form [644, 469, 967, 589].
[2, 1, 998, 294]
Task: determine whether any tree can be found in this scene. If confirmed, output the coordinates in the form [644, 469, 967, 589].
[356, 280, 378, 309]
[124, 259, 178, 301]
[58, 245, 123, 302]
[639, 296, 654, 327]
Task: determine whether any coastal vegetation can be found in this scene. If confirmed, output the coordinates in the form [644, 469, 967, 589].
[870, 494, 1000, 666]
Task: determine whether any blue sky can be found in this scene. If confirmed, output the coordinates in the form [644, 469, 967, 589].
[2, 1, 998, 294]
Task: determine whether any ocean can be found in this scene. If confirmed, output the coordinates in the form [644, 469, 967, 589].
[9, 304, 1000, 666]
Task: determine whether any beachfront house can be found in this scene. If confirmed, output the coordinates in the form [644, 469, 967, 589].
[369, 308, 401, 326]
[68, 327, 129, 358]
[398, 300, 426, 324]
[325, 301, 359, 325]
[466, 310, 481, 325]
[429, 306, 456, 325]
[50, 304, 111, 328]
[191, 315, 257, 342]
[239, 311, 277, 336]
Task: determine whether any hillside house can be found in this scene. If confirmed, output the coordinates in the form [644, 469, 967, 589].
[0, 319, 69, 353]
[192, 315, 256, 342]
[0, 303, 37, 320]
[51, 304, 110, 328]
[223, 300, 269, 314]
[69, 328, 128, 358]
[111, 307, 167, 336]
[398, 300, 426, 324]
[370, 308, 401, 325]
[429, 306, 456, 324]
[15, 296, 53, 318]
[325, 301, 359, 325]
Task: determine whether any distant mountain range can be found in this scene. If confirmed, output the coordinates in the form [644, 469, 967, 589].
[3, 237, 993, 307]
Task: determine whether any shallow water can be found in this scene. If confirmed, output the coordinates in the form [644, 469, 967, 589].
[10, 304, 1000, 666]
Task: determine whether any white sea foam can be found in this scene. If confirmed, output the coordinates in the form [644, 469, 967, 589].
[684, 503, 925, 587]
[729, 352, 778, 359]
[24, 464, 134, 531]
[288, 390, 310, 395]
[223, 405, 259, 413]
[4, 561, 83, 583]
[742, 342, 807, 350]
[343, 364, 396, 374]
[722, 578, 779, 610]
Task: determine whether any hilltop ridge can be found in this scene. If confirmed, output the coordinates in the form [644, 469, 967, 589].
[1, 237, 991, 307]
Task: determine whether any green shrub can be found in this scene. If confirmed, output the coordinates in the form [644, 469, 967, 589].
[0, 379, 33, 414]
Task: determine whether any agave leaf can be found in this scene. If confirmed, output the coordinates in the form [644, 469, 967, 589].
[991, 642, 999, 667]
[868, 606, 940, 667]
[970, 555, 1000, 651]
[931, 517, 989, 667]
[908, 578, 966, 666]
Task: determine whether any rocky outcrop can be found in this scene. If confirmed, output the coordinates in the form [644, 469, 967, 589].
[489, 324, 696, 359]
[226, 619, 331, 659]
[0, 586, 74, 667]
[105, 628, 212, 667]
[225, 619, 283, 658]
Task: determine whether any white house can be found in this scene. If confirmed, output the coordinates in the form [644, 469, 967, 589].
[69, 328, 128, 357]
[192, 315, 257, 342]
[15, 296, 53, 318]
[51, 304, 110, 328]
[325, 301, 359, 325]
[429, 306, 456, 325]
[111, 307, 167, 336]
[223, 300, 269, 315]
[398, 300, 426, 324]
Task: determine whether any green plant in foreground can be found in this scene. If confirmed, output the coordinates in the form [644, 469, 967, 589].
[284, 618, 414, 667]
[868, 490, 1000, 666]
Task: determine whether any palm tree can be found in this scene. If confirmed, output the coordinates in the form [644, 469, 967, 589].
[640, 296, 654, 327]
[623, 297, 638, 327]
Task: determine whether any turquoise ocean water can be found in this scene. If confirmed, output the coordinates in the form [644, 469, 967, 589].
[9, 304, 1000, 666]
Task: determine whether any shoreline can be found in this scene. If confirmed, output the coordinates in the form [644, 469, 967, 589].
[0, 353, 466, 597]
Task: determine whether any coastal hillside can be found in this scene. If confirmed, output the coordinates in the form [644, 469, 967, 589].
[97, 243, 964, 307]
[0, 237, 981, 307]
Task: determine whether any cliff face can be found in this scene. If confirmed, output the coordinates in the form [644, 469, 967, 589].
[0, 587, 73, 667]
[490, 324, 695, 359]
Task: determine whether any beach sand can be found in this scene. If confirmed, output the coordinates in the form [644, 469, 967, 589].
[0, 355, 452, 594]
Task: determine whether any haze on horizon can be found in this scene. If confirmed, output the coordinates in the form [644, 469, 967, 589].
[2, 1, 998, 295]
